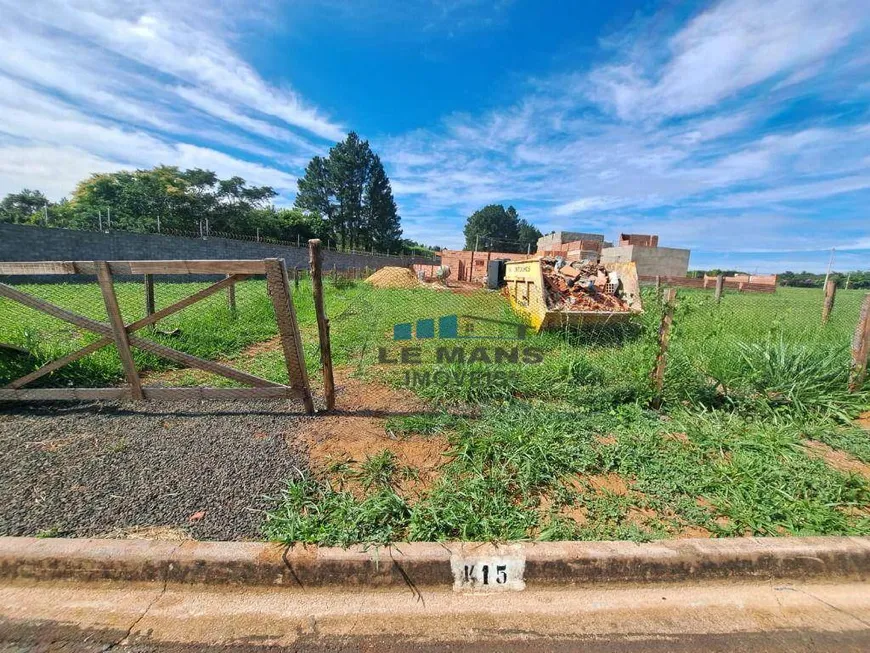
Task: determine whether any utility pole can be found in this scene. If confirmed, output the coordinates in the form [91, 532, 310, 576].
[107, 206, 111, 229]
[98, 211, 102, 231]
[43, 203, 49, 225]
[845, 273, 851, 290]
[156, 214, 161, 233]
[823, 248, 835, 291]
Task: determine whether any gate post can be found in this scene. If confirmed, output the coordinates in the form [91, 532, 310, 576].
[264, 258, 314, 414]
[309, 239, 336, 411]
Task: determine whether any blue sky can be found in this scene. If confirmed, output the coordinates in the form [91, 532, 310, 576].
[0, 0, 869, 272]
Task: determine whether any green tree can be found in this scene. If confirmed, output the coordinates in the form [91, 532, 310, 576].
[464, 204, 533, 252]
[295, 156, 333, 225]
[294, 132, 402, 252]
[0, 189, 50, 223]
[364, 154, 401, 250]
[517, 219, 542, 254]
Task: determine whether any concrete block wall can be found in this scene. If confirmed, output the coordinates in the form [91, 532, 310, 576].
[536, 231, 604, 252]
[600, 245, 690, 278]
[0, 224, 432, 281]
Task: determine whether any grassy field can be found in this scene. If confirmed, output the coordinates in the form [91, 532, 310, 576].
[1, 278, 869, 543]
[264, 283, 870, 544]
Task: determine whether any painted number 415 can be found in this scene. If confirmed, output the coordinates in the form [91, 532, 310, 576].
[452, 553, 525, 591]
[464, 563, 507, 586]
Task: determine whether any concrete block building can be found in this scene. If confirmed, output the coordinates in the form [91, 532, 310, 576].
[600, 243, 690, 278]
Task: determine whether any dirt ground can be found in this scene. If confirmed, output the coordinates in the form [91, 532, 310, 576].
[294, 369, 451, 498]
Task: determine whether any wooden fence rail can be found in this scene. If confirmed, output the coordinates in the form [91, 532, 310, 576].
[0, 259, 314, 412]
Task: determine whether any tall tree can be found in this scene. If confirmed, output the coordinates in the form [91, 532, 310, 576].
[294, 156, 333, 223]
[294, 132, 402, 251]
[517, 219, 543, 254]
[328, 131, 370, 249]
[463, 204, 527, 252]
[363, 154, 401, 250]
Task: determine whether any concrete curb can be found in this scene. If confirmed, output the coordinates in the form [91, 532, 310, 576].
[1, 536, 868, 588]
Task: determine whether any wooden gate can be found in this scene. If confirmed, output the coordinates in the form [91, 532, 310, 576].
[0, 259, 314, 413]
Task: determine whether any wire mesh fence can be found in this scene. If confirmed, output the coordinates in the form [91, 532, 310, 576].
[317, 266, 870, 419]
[1, 259, 868, 417]
[0, 260, 312, 408]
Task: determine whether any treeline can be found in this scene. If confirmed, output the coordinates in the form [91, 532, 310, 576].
[778, 270, 870, 289]
[0, 133, 437, 256]
[688, 269, 870, 289]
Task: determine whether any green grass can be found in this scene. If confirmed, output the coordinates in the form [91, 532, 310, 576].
[0, 277, 369, 387]
[264, 402, 870, 544]
[2, 277, 869, 544]
[262, 283, 870, 545]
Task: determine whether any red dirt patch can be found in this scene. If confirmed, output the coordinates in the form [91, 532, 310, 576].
[561, 502, 589, 525]
[804, 440, 870, 480]
[595, 435, 617, 446]
[237, 335, 282, 359]
[677, 525, 713, 538]
[857, 412, 870, 430]
[587, 473, 630, 495]
[291, 369, 448, 499]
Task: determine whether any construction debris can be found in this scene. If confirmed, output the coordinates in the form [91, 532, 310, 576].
[540, 258, 631, 312]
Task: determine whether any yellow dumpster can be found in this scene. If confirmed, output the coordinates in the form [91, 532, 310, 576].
[503, 258, 643, 331]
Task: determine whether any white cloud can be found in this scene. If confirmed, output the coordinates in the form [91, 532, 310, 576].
[702, 174, 870, 208]
[0, 146, 126, 199]
[0, 75, 296, 198]
[0, 0, 334, 199]
[3, 0, 344, 140]
[591, 0, 864, 121]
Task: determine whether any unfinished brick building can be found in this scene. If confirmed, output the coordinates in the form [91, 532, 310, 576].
[438, 249, 530, 283]
[618, 233, 659, 247]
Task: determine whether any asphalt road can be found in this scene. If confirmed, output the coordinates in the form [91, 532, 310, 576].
[1, 579, 869, 652]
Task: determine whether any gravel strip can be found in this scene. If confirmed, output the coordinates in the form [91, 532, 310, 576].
[0, 401, 311, 541]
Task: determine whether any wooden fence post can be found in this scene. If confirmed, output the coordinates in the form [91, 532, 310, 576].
[264, 258, 314, 414]
[226, 274, 236, 315]
[822, 278, 837, 324]
[655, 275, 661, 295]
[97, 262, 143, 400]
[294, 266, 299, 290]
[849, 293, 870, 392]
[309, 240, 336, 411]
[144, 273, 155, 323]
[714, 274, 724, 304]
[651, 288, 677, 409]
